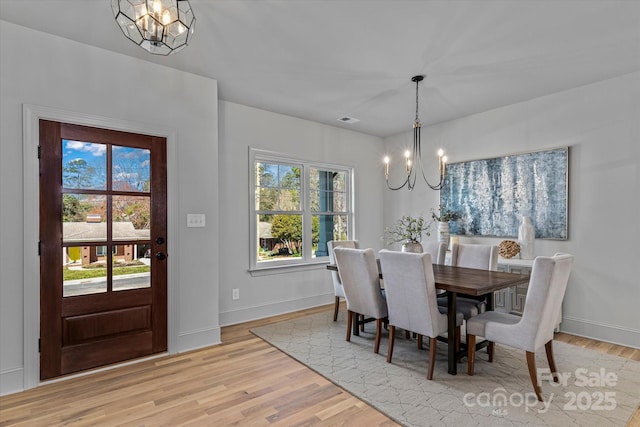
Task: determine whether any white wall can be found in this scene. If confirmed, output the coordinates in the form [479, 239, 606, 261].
[0, 20, 386, 395]
[0, 21, 220, 394]
[384, 72, 640, 348]
[218, 101, 385, 325]
[3, 17, 635, 399]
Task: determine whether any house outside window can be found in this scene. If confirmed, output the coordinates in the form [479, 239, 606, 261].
[250, 149, 353, 270]
[96, 245, 117, 257]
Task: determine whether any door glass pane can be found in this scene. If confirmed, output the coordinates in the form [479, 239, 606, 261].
[112, 146, 151, 192]
[113, 242, 151, 292]
[112, 195, 151, 241]
[63, 245, 107, 297]
[112, 195, 151, 292]
[62, 195, 107, 243]
[62, 140, 107, 190]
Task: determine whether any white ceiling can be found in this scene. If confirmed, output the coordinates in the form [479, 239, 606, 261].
[1, 0, 639, 137]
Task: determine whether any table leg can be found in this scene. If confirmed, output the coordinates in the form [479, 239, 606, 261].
[485, 292, 493, 355]
[447, 291, 457, 375]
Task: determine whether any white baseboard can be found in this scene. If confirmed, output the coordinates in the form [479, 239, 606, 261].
[219, 293, 334, 327]
[560, 316, 640, 349]
[177, 326, 221, 353]
[0, 367, 24, 396]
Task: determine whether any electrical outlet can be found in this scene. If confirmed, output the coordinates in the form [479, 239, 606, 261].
[232, 288, 240, 300]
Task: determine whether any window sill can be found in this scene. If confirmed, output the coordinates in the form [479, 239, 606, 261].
[248, 261, 329, 277]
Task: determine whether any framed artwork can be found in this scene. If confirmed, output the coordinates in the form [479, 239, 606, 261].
[440, 147, 568, 239]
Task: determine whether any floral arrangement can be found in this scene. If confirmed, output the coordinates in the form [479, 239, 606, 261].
[431, 206, 461, 223]
[384, 215, 431, 244]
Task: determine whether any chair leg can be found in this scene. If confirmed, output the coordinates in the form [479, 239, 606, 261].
[346, 310, 353, 342]
[545, 340, 559, 382]
[488, 342, 494, 363]
[467, 334, 476, 375]
[387, 325, 395, 363]
[456, 326, 462, 362]
[417, 334, 423, 350]
[427, 337, 437, 380]
[374, 319, 383, 354]
[526, 351, 544, 401]
[333, 296, 340, 321]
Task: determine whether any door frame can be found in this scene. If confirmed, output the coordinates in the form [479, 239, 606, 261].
[22, 104, 178, 390]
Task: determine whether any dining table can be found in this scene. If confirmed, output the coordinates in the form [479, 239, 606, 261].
[326, 262, 530, 375]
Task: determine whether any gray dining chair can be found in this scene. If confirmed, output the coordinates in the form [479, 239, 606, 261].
[422, 241, 448, 265]
[437, 243, 498, 320]
[466, 253, 574, 401]
[333, 247, 388, 354]
[327, 240, 359, 321]
[423, 241, 448, 297]
[379, 249, 462, 379]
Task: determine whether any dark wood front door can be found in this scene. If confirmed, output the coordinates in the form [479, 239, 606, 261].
[39, 120, 168, 380]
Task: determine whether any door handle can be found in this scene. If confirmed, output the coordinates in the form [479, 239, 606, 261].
[155, 252, 167, 261]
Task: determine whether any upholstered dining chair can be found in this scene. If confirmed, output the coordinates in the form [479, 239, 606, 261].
[379, 249, 462, 380]
[333, 247, 388, 354]
[327, 240, 359, 321]
[422, 241, 448, 265]
[423, 241, 448, 298]
[466, 253, 574, 401]
[437, 243, 499, 320]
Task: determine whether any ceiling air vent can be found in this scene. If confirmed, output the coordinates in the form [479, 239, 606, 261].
[337, 116, 360, 124]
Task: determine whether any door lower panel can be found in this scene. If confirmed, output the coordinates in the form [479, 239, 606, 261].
[61, 331, 154, 375]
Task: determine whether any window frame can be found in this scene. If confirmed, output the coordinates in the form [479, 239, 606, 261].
[249, 148, 354, 272]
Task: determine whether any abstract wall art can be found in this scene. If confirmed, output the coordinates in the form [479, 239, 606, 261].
[440, 147, 568, 239]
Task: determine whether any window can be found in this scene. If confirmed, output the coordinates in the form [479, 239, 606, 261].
[250, 149, 353, 270]
[96, 245, 117, 256]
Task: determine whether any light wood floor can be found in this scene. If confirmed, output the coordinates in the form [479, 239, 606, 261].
[1, 304, 638, 426]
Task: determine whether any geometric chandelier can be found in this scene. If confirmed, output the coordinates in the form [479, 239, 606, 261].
[112, 0, 196, 56]
[383, 75, 447, 191]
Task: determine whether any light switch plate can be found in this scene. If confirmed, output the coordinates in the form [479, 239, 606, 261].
[187, 213, 206, 227]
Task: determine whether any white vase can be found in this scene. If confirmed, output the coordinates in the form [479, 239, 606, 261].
[518, 216, 535, 259]
[437, 221, 450, 249]
[401, 242, 423, 253]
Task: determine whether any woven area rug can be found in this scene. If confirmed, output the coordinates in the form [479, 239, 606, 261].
[251, 311, 640, 426]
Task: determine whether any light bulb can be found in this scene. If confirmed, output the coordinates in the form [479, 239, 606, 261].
[153, 0, 162, 14]
[383, 156, 390, 164]
[162, 10, 171, 25]
[442, 156, 448, 164]
[438, 149, 444, 157]
[404, 150, 411, 159]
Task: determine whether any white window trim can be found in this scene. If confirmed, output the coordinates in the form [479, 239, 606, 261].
[249, 148, 354, 273]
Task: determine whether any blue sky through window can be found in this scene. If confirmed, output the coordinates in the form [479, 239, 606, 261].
[62, 140, 150, 191]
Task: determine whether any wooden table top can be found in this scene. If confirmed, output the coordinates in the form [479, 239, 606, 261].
[431, 264, 529, 295]
[326, 263, 529, 296]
